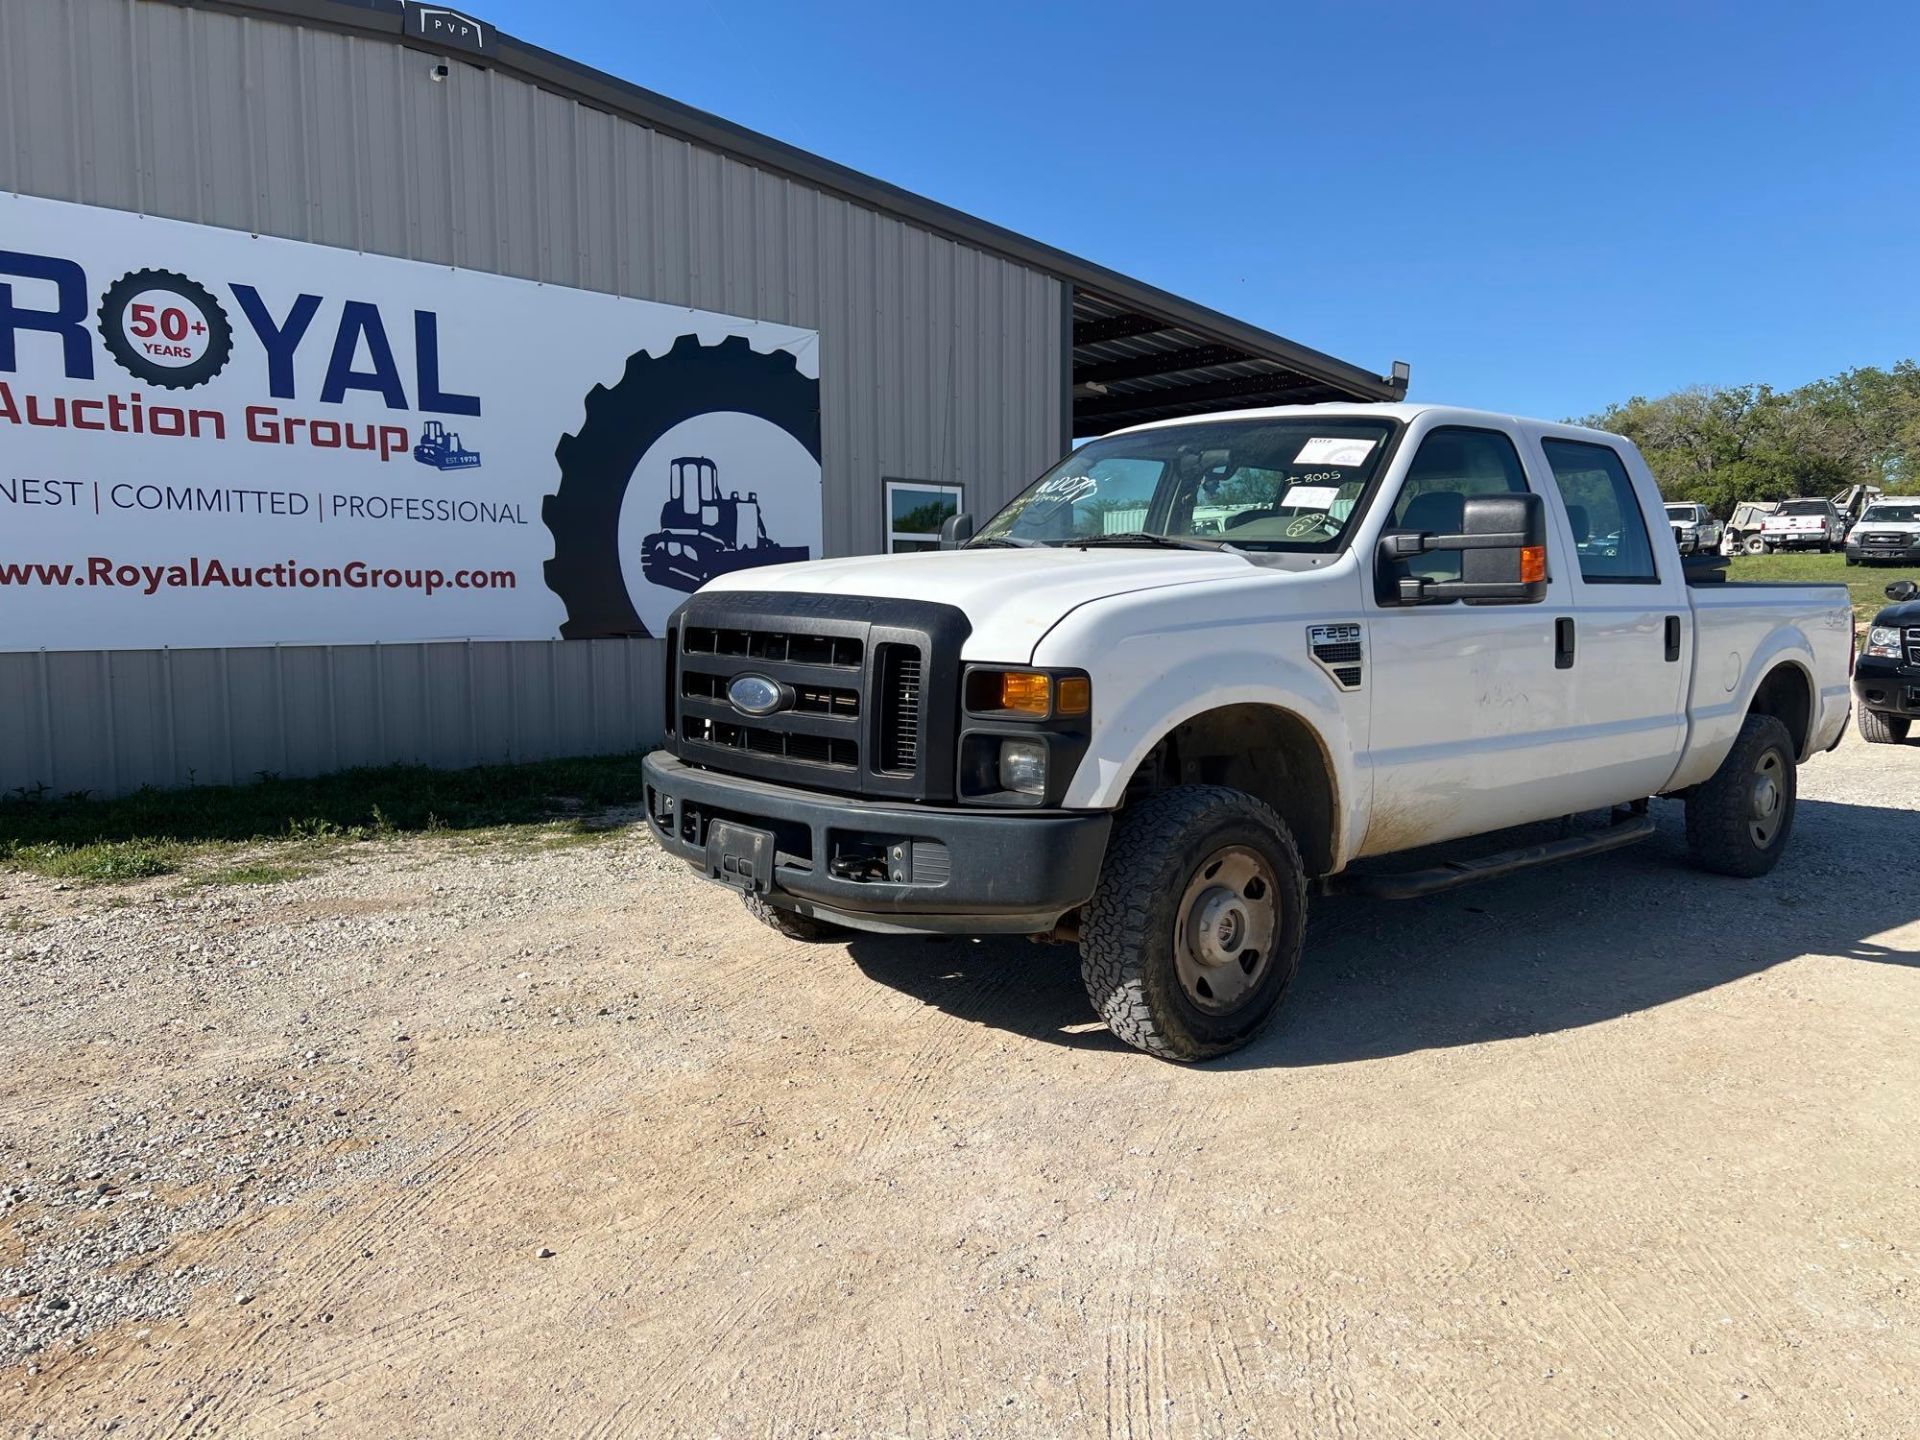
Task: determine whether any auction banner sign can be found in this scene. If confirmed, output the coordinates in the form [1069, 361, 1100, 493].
[0, 193, 823, 650]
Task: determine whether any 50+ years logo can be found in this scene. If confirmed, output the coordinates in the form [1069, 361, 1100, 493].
[94, 268, 234, 390]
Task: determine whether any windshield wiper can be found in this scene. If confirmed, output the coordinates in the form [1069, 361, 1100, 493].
[1073, 531, 1239, 553]
[967, 535, 1048, 549]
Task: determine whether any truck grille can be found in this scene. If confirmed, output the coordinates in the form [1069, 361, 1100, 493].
[1860, 532, 1911, 548]
[666, 592, 970, 801]
[1908, 628, 1920, 666]
[876, 645, 923, 773]
[680, 716, 857, 770]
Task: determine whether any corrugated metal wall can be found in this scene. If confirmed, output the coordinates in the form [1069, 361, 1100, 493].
[0, 0, 1065, 797]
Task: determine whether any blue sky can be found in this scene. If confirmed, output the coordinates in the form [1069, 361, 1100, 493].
[478, 0, 1918, 420]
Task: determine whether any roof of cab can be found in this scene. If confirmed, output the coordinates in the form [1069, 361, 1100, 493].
[1107, 401, 1627, 443]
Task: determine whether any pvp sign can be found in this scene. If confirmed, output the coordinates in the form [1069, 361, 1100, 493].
[0, 193, 822, 652]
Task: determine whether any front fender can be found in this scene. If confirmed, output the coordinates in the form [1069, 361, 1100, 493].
[1055, 649, 1364, 865]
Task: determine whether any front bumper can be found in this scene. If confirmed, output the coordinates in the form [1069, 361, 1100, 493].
[1853, 658, 1920, 718]
[1845, 541, 1920, 563]
[642, 751, 1112, 935]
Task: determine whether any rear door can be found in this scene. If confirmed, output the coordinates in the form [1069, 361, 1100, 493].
[1528, 429, 1690, 803]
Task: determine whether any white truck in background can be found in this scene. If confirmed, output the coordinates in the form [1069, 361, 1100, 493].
[644, 405, 1853, 1061]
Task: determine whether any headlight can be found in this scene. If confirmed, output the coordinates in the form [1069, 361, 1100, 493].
[997, 738, 1047, 795]
[1865, 626, 1904, 659]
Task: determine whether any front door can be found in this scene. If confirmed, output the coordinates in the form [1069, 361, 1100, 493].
[1362, 423, 1584, 855]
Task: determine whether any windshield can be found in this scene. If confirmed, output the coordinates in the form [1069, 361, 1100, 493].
[971, 418, 1399, 551]
[1860, 503, 1920, 523]
[1777, 500, 1827, 515]
[1664, 505, 1696, 520]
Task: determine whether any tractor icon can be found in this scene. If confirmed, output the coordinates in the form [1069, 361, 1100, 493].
[413, 420, 482, 471]
[640, 456, 810, 593]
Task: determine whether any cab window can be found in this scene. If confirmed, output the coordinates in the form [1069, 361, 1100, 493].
[1539, 439, 1659, 584]
[1384, 426, 1531, 588]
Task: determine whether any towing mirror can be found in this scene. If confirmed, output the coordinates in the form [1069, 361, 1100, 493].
[1377, 492, 1550, 605]
[939, 512, 975, 549]
[1888, 579, 1919, 602]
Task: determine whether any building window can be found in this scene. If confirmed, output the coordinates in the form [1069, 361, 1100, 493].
[886, 480, 964, 553]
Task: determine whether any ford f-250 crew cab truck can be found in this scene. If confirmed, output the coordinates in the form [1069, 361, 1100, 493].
[643, 404, 1853, 1061]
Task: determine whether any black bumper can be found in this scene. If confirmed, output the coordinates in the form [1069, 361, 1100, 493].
[642, 751, 1112, 935]
[1846, 544, 1920, 563]
[1853, 658, 1920, 717]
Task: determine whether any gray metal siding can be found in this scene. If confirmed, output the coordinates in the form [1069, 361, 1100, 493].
[0, 0, 1064, 797]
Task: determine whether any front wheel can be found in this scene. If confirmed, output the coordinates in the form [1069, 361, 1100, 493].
[743, 892, 851, 942]
[1685, 713, 1797, 877]
[1858, 708, 1911, 745]
[1743, 535, 1766, 556]
[1079, 786, 1307, 1061]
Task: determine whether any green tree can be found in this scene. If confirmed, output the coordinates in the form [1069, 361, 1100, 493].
[1580, 360, 1920, 514]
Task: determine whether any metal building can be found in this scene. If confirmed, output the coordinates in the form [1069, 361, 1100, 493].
[0, 0, 1404, 798]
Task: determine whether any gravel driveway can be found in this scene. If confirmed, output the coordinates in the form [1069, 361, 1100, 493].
[4, 735, 1918, 1438]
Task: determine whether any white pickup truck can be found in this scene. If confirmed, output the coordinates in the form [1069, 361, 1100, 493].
[643, 404, 1853, 1060]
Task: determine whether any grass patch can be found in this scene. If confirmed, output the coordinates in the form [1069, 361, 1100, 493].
[193, 862, 315, 888]
[1724, 550, 1916, 625]
[6, 840, 190, 883]
[0, 753, 652, 884]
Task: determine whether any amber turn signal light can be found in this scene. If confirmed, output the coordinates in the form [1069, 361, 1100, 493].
[1055, 676, 1091, 716]
[1519, 545, 1547, 584]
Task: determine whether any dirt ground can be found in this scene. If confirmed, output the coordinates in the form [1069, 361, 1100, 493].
[4, 734, 1918, 1439]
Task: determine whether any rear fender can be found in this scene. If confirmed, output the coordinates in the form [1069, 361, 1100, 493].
[1669, 625, 1825, 790]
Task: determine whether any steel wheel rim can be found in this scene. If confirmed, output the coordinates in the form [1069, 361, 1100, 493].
[1173, 845, 1279, 1014]
[1748, 748, 1785, 848]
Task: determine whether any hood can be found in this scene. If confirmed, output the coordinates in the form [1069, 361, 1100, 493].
[1854, 517, 1920, 534]
[697, 545, 1256, 660]
[1872, 600, 1920, 628]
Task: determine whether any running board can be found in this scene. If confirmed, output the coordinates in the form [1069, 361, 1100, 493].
[1324, 815, 1656, 901]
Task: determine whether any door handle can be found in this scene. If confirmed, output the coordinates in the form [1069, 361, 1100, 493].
[1555, 617, 1576, 670]
[1664, 615, 1682, 662]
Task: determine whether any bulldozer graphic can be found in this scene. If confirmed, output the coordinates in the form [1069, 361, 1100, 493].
[413, 420, 482, 471]
[640, 456, 810, 593]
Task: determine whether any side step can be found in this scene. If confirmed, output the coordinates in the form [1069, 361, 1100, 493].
[1324, 814, 1656, 901]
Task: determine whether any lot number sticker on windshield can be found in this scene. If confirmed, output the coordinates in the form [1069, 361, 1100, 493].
[1294, 437, 1376, 467]
[1283, 485, 1339, 510]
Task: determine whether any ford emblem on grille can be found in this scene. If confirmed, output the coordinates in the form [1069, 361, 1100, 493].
[727, 673, 789, 717]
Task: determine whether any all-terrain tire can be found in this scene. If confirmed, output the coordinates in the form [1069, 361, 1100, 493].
[743, 892, 850, 942]
[1079, 786, 1307, 1062]
[1685, 713, 1798, 877]
[1858, 707, 1911, 745]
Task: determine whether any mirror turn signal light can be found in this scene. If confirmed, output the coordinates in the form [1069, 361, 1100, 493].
[1519, 545, 1547, 584]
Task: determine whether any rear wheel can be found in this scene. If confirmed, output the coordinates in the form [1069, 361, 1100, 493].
[1685, 713, 1797, 877]
[1858, 707, 1911, 745]
[1079, 786, 1307, 1062]
[743, 892, 850, 942]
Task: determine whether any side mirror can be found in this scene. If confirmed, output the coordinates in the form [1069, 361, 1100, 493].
[938, 512, 974, 549]
[1888, 580, 1919, 602]
[1377, 492, 1550, 605]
